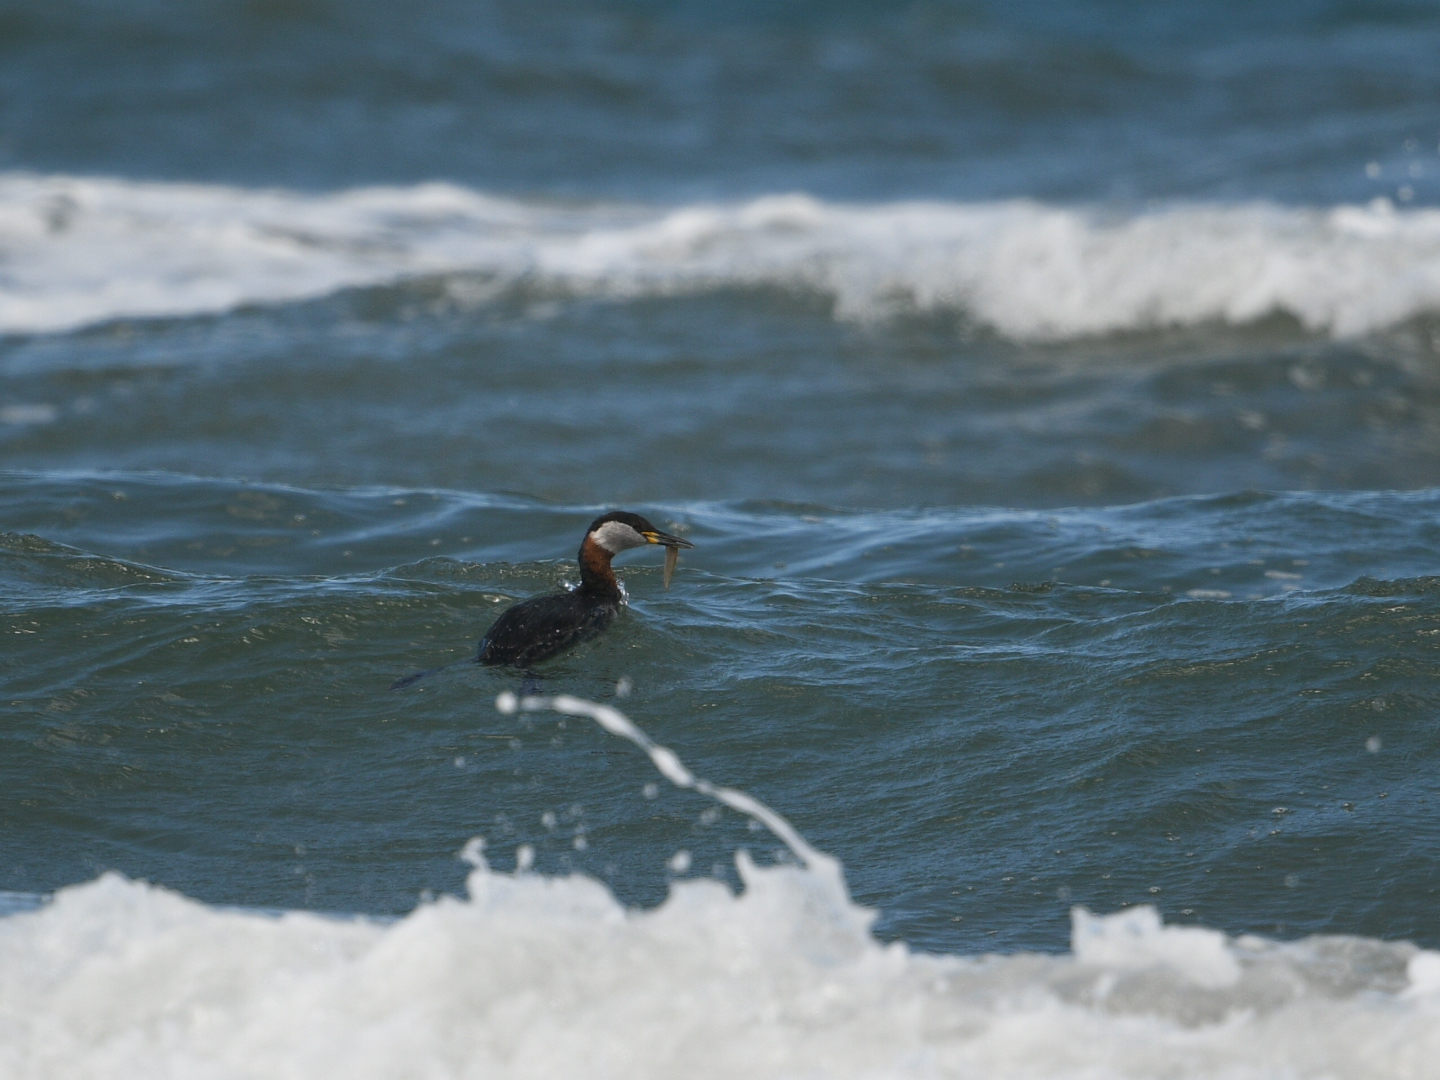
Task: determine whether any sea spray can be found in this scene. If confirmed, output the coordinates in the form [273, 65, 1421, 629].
[497, 690, 849, 899]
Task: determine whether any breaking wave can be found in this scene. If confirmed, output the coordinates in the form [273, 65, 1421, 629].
[3, 172, 1440, 340]
[2, 694, 1438, 1079]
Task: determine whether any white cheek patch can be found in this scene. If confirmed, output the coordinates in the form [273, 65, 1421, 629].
[591, 520, 648, 554]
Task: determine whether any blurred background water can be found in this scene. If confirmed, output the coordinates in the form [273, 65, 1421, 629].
[2, 3, 1440, 1073]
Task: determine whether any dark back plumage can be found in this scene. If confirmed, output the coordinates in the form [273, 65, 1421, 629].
[477, 590, 620, 667]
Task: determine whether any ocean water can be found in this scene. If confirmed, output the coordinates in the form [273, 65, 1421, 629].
[3, 1, 1440, 1076]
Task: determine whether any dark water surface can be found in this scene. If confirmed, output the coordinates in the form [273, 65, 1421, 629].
[3, 0, 1437, 205]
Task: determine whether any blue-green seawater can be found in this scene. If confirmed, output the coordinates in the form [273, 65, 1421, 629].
[5, 289, 1440, 955]
[2, 0, 1440, 975]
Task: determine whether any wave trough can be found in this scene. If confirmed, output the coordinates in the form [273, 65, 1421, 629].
[3, 173, 1440, 340]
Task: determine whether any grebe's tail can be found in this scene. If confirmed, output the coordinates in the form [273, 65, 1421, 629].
[391, 661, 541, 694]
[389, 662, 460, 690]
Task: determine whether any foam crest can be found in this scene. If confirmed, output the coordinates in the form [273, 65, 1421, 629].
[4, 870, 1439, 1079]
[1072, 905, 1241, 989]
[4, 173, 1440, 339]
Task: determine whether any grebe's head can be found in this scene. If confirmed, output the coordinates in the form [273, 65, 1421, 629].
[586, 511, 694, 555]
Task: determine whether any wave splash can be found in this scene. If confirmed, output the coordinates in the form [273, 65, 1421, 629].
[2, 694, 1439, 1079]
[3, 172, 1440, 339]
[4, 859, 1439, 1078]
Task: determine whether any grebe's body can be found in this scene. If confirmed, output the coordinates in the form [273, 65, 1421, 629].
[479, 512, 691, 666]
[392, 511, 692, 687]
[377, 515, 691, 694]
[475, 589, 620, 667]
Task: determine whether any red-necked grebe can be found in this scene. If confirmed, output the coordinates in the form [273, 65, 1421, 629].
[391, 511, 692, 688]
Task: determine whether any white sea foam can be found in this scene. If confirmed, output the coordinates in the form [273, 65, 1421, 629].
[3, 695, 1438, 1079]
[2, 866, 1437, 1080]
[4, 172, 1440, 339]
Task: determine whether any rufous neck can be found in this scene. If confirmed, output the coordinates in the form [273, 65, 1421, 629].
[578, 535, 621, 598]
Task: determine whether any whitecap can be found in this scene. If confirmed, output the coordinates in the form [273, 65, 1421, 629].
[4, 173, 1440, 340]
